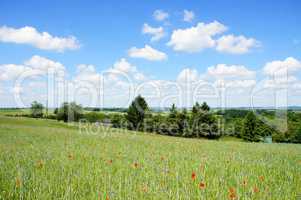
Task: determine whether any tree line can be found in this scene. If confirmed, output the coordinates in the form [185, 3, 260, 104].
[28, 96, 301, 143]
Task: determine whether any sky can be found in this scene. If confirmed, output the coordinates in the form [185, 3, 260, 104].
[0, 0, 301, 108]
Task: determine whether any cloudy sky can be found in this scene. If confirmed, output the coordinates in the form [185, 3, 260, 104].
[0, 0, 301, 108]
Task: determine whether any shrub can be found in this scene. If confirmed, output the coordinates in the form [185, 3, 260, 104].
[30, 101, 44, 118]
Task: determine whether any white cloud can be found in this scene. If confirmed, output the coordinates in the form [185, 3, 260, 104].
[263, 57, 301, 77]
[74, 64, 102, 83]
[0, 55, 66, 81]
[0, 64, 28, 81]
[216, 34, 259, 54]
[0, 26, 80, 52]
[107, 58, 147, 82]
[214, 79, 256, 88]
[128, 45, 167, 61]
[142, 23, 165, 42]
[112, 58, 136, 73]
[153, 10, 169, 21]
[263, 76, 297, 89]
[207, 64, 255, 79]
[177, 68, 200, 83]
[25, 55, 65, 73]
[183, 10, 195, 22]
[167, 21, 227, 53]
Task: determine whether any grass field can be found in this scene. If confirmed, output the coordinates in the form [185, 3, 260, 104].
[0, 116, 300, 199]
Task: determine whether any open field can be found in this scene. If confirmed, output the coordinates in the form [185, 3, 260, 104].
[0, 116, 300, 199]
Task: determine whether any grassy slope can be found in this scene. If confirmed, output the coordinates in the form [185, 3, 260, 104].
[0, 116, 300, 200]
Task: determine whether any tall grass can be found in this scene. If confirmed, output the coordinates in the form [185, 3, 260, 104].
[0, 116, 300, 199]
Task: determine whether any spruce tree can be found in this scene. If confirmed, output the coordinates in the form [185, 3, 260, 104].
[126, 95, 148, 130]
[242, 112, 258, 141]
[201, 102, 210, 112]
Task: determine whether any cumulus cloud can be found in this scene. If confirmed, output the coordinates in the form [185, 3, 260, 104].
[142, 23, 165, 42]
[214, 79, 256, 88]
[0, 26, 80, 52]
[216, 34, 260, 54]
[0, 55, 65, 81]
[108, 58, 147, 82]
[167, 21, 227, 53]
[263, 57, 301, 77]
[0, 64, 28, 81]
[128, 45, 167, 61]
[153, 10, 169, 21]
[74, 64, 102, 83]
[177, 68, 200, 83]
[263, 76, 297, 89]
[183, 10, 195, 22]
[25, 55, 65, 73]
[207, 64, 255, 79]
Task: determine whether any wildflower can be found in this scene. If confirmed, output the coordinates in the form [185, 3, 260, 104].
[228, 187, 236, 199]
[229, 187, 236, 194]
[253, 186, 259, 193]
[228, 192, 236, 199]
[259, 175, 264, 182]
[199, 181, 206, 190]
[191, 171, 196, 181]
[108, 159, 113, 164]
[160, 156, 164, 161]
[15, 177, 21, 188]
[133, 162, 138, 168]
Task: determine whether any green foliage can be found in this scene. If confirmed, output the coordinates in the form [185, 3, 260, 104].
[200, 102, 210, 112]
[30, 101, 44, 118]
[110, 114, 126, 128]
[190, 102, 220, 139]
[126, 95, 149, 130]
[56, 102, 83, 122]
[169, 103, 177, 119]
[242, 112, 260, 142]
[83, 112, 106, 123]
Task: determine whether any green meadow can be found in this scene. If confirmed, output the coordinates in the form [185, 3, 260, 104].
[0, 116, 300, 199]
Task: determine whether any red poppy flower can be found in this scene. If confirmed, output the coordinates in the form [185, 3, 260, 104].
[229, 187, 236, 194]
[228, 192, 236, 199]
[253, 186, 259, 193]
[191, 171, 196, 181]
[199, 182, 206, 189]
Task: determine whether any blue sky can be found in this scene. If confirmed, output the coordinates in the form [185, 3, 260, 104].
[0, 0, 301, 107]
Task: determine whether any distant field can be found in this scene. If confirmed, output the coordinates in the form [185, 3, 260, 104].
[0, 116, 300, 199]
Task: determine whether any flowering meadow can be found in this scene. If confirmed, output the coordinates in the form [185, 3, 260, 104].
[0, 116, 300, 199]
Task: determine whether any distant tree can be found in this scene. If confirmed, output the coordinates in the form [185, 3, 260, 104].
[190, 102, 219, 138]
[30, 101, 44, 118]
[126, 95, 149, 130]
[242, 112, 259, 142]
[169, 103, 177, 119]
[176, 108, 189, 136]
[56, 102, 83, 122]
[54, 108, 58, 115]
[111, 114, 126, 128]
[192, 102, 201, 115]
[84, 112, 106, 123]
[201, 102, 210, 112]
